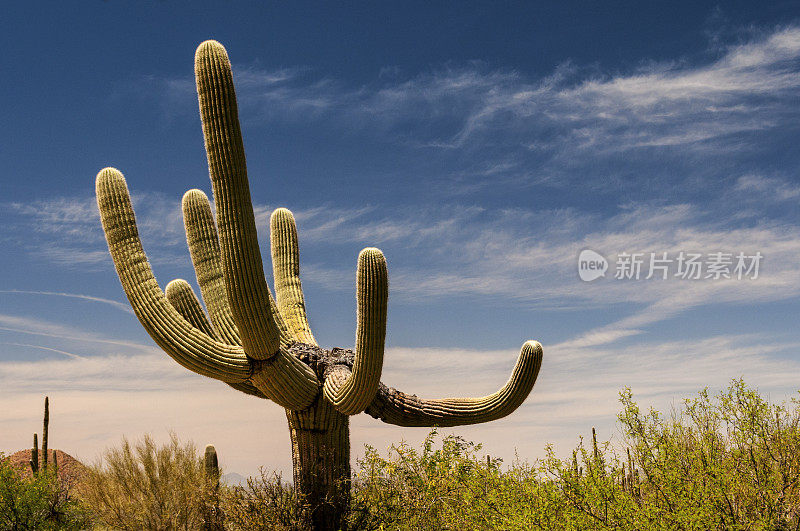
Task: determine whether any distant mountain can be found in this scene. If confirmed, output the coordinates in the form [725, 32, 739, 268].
[221, 471, 246, 486]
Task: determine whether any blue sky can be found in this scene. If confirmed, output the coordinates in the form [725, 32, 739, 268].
[2, 2, 800, 476]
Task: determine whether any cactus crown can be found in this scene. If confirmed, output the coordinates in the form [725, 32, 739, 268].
[96, 40, 543, 426]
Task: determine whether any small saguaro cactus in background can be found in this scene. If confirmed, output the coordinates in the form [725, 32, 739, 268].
[203, 444, 223, 531]
[30, 433, 38, 475]
[42, 396, 49, 470]
[204, 444, 220, 486]
[96, 39, 544, 530]
[29, 396, 50, 475]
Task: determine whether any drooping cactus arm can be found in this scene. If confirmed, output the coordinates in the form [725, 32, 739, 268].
[270, 208, 317, 345]
[166, 279, 268, 399]
[96, 168, 250, 383]
[364, 341, 543, 427]
[165, 279, 217, 338]
[181, 190, 242, 346]
[324, 248, 387, 415]
[195, 39, 283, 360]
[181, 190, 295, 349]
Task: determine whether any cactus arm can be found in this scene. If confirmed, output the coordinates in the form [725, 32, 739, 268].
[96, 168, 250, 382]
[182, 190, 294, 349]
[324, 248, 387, 415]
[98, 168, 318, 407]
[270, 208, 317, 345]
[166, 279, 267, 399]
[181, 190, 242, 346]
[365, 341, 543, 426]
[165, 279, 217, 338]
[195, 39, 284, 360]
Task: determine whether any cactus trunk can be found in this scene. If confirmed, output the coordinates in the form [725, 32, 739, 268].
[287, 406, 350, 530]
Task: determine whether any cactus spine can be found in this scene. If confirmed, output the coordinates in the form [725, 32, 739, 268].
[96, 40, 544, 530]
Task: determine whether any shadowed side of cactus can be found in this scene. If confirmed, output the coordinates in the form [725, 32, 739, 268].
[96, 40, 544, 530]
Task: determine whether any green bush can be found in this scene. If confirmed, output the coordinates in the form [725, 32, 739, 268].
[350, 430, 510, 529]
[79, 433, 220, 530]
[0, 455, 89, 530]
[348, 379, 800, 530]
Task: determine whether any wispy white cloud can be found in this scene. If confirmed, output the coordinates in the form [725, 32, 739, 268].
[3, 191, 193, 270]
[0, 313, 158, 356]
[300, 201, 800, 313]
[0, 290, 133, 314]
[734, 174, 800, 201]
[140, 25, 797, 197]
[3, 343, 86, 360]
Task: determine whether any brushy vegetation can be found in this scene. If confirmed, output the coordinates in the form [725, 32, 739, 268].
[345, 379, 800, 530]
[222, 470, 304, 530]
[3, 380, 798, 529]
[78, 433, 220, 530]
[0, 456, 89, 530]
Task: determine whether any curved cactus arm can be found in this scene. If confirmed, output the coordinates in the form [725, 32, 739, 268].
[365, 340, 543, 426]
[96, 168, 250, 382]
[195, 39, 283, 360]
[250, 355, 319, 410]
[166, 279, 270, 400]
[270, 208, 317, 345]
[165, 279, 217, 338]
[181, 190, 242, 345]
[324, 248, 387, 415]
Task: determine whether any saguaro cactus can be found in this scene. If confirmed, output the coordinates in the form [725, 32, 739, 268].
[204, 444, 220, 486]
[96, 40, 543, 530]
[30, 396, 50, 475]
[203, 444, 223, 531]
[42, 396, 49, 470]
[30, 433, 38, 475]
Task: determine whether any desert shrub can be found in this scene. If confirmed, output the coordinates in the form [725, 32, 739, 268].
[221, 469, 306, 530]
[348, 380, 800, 530]
[0, 455, 89, 530]
[349, 430, 517, 529]
[79, 433, 220, 530]
[543, 379, 800, 529]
